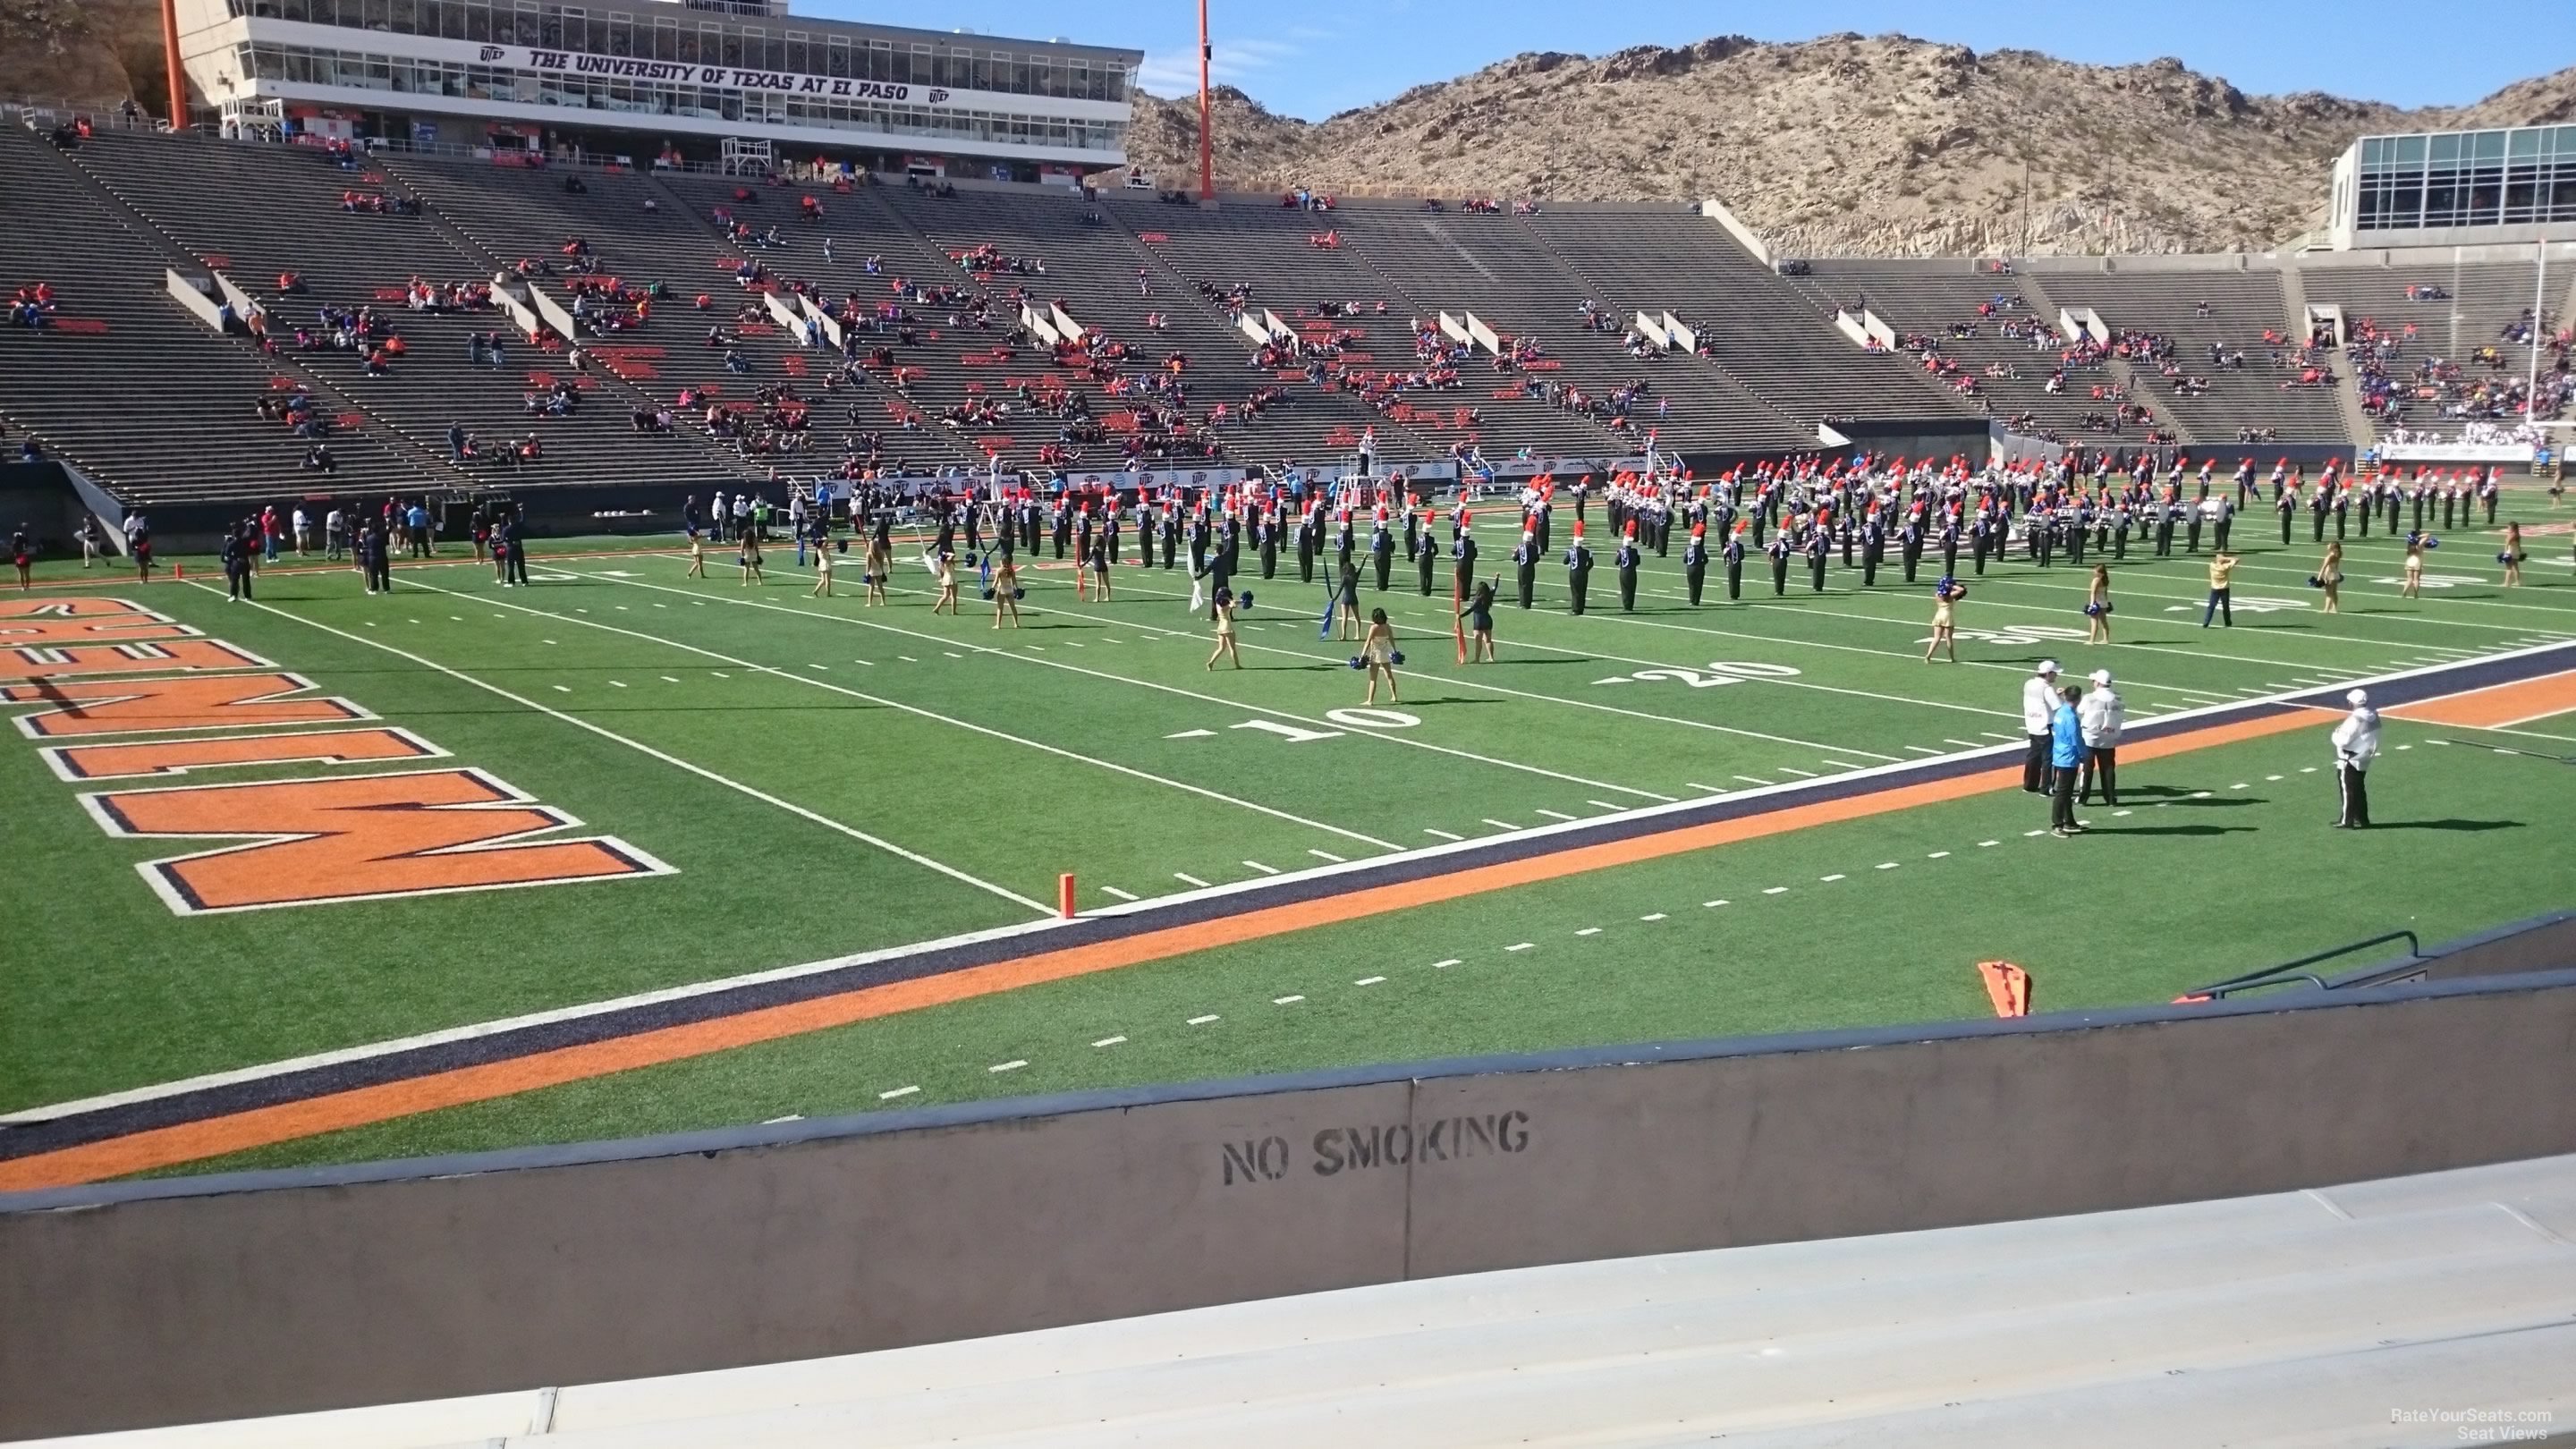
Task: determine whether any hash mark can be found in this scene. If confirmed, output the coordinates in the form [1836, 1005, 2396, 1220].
[1273, 996, 1304, 1005]
[1187, 1014, 1220, 1025]
[1174, 872, 1210, 888]
[1481, 818, 1517, 832]
[1423, 827, 1463, 841]
[1309, 848, 1345, 862]
[1505, 942, 1536, 952]
[1927, 851, 1951, 859]
[1354, 976, 1385, 986]
[1819, 873, 1845, 882]
[1763, 886, 1790, 895]
[1640, 912, 1667, 921]
[1092, 1036, 1125, 1047]
[1536, 808, 1578, 821]
[1241, 860, 1280, 875]
[1575, 928, 1602, 936]
[989, 1060, 1027, 1073]
[1099, 886, 1140, 901]
[1432, 958, 1462, 969]
[878, 1086, 919, 1100]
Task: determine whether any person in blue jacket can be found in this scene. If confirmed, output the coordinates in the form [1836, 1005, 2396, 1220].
[2049, 684, 2086, 836]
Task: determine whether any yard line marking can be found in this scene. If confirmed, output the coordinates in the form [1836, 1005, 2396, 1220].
[1099, 886, 1140, 902]
[878, 1086, 919, 1100]
[1535, 808, 1578, 821]
[2301, 766, 2319, 772]
[1876, 861, 1900, 869]
[1822, 759, 1867, 770]
[988, 1060, 1027, 1073]
[1979, 839, 2000, 847]
[1091, 1036, 1125, 1047]
[1431, 958, 1462, 969]
[898, 655, 918, 662]
[809, 663, 829, 671]
[1640, 912, 1667, 921]
[1927, 851, 1951, 859]
[1685, 782, 1729, 793]
[1187, 1014, 1220, 1025]
[1174, 872, 1210, 888]
[1776, 767, 1818, 778]
[2266, 774, 2284, 781]
[1733, 775, 1773, 786]
[2190, 790, 2214, 799]
[615, 570, 1682, 802]
[1241, 860, 1280, 875]
[944, 651, 963, 659]
[1587, 800, 1623, 811]
[450, 615, 462, 622]
[1026, 645, 1045, 651]
[1165, 729, 1215, 739]
[2023, 828, 2047, 836]
[1945, 738, 1986, 749]
[1575, 928, 1602, 936]
[1355, 975, 1386, 986]
[1422, 827, 1463, 841]
[1819, 873, 1845, 882]
[2114, 809, 2134, 817]
[1763, 886, 1790, 894]
[660, 675, 681, 683]
[1273, 996, 1304, 1005]
[852, 658, 874, 666]
[762, 1114, 801, 1124]
[1309, 848, 1345, 861]
[1063, 641, 1083, 648]
[607, 680, 626, 688]
[1704, 900, 1729, 908]
[1505, 942, 1535, 952]
[2232, 782, 2250, 790]
[1903, 745, 1945, 756]
[1104, 638, 1123, 644]
[194, 585, 1053, 916]
[551, 684, 572, 693]
[1481, 818, 1518, 831]
[1980, 732, 2021, 742]
[710, 671, 728, 679]
[394, 578, 1403, 854]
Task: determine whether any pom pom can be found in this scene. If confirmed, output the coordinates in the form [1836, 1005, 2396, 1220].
[1391, 650, 1407, 666]
[2498, 551, 2514, 564]
[2098, 601, 2112, 614]
[1348, 656, 1366, 670]
[2083, 602, 2102, 617]
[2425, 536, 2441, 548]
[1237, 591, 1253, 607]
[2307, 576, 2324, 589]
[835, 538, 849, 553]
[860, 572, 875, 584]
[979, 588, 995, 600]
[1013, 587, 1026, 600]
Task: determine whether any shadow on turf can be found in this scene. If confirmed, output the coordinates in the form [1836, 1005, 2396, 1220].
[2082, 824, 2255, 836]
[2360, 818, 2525, 833]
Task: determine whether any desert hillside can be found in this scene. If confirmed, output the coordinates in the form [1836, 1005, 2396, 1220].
[1118, 35, 2576, 257]
[0, 0, 167, 118]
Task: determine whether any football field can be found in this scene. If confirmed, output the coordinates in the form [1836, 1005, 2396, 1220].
[4, 493, 2574, 1189]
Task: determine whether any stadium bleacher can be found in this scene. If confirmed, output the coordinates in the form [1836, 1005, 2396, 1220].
[6, 122, 2569, 523]
[2041, 268, 2348, 445]
[0, 123, 436, 511]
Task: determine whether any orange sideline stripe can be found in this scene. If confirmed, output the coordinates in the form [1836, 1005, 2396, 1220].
[0, 708, 2321, 1191]
[2385, 669, 2576, 730]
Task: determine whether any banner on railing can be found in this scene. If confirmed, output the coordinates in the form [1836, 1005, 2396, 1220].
[2372, 442, 2536, 463]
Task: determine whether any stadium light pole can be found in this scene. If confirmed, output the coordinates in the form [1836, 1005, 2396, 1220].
[1198, 0, 1215, 203]
[2529, 238, 2547, 427]
[160, 0, 188, 129]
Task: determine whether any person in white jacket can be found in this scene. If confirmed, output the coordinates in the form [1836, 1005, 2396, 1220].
[2331, 689, 2381, 828]
[2078, 669, 2126, 807]
[2021, 660, 2062, 794]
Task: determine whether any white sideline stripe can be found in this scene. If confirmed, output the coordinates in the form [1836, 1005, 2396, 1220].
[31, 629, 2566, 1129]
[397, 576, 1402, 854]
[190, 583, 1052, 914]
[599, 566, 1680, 802]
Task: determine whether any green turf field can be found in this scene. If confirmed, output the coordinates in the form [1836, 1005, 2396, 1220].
[4, 489, 2573, 1181]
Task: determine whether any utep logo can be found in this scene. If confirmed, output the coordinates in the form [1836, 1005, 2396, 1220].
[479, 45, 505, 62]
[927, 88, 950, 104]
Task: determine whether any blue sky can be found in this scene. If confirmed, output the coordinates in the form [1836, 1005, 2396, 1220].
[806, 0, 2576, 121]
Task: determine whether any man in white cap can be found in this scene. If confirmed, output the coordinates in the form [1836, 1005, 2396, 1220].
[2078, 668, 2126, 808]
[2021, 659, 2062, 792]
[2331, 688, 2381, 828]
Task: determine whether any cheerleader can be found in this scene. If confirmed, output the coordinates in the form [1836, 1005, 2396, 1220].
[2318, 539, 2343, 614]
[2401, 533, 2428, 598]
[931, 548, 961, 614]
[2083, 564, 2113, 645]
[863, 529, 891, 607]
[9, 523, 29, 590]
[990, 554, 1023, 628]
[1336, 557, 1362, 640]
[685, 514, 707, 579]
[1923, 575, 1963, 663]
[1088, 533, 1114, 601]
[1072, 529, 1090, 603]
[738, 527, 765, 586]
[809, 536, 834, 597]
[1360, 607, 1400, 704]
[1204, 585, 1241, 669]
[2500, 521, 2524, 588]
[1460, 579, 1497, 663]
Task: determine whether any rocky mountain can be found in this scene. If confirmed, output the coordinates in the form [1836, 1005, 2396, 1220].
[0, 0, 167, 117]
[1115, 35, 2576, 257]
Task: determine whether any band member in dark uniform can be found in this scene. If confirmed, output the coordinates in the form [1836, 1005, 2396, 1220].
[1724, 523, 1746, 601]
[1970, 512, 1992, 575]
[1614, 522, 1640, 612]
[1806, 526, 1829, 592]
[2278, 485, 2297, 545]
[1513, 522, 1539, 609]
[1402, 502, 1421, 563]
[1936, 518, 1958, 580]
[1370, 506, 1394, 591]
[1860, 512, 1883, 587]
[1682, 520, 1708, 605]
[1052, 493, 1072, 560]
[1563, 520, 1594, 614]
[1767, 530, 1792, 596]
[1418, 509, 1438, 596]
[1451, 512, 1478, 602]
[1161, 498, 1182, 570]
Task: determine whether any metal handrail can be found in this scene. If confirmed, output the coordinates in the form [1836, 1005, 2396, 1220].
[2186, 929, 2422, 1001]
